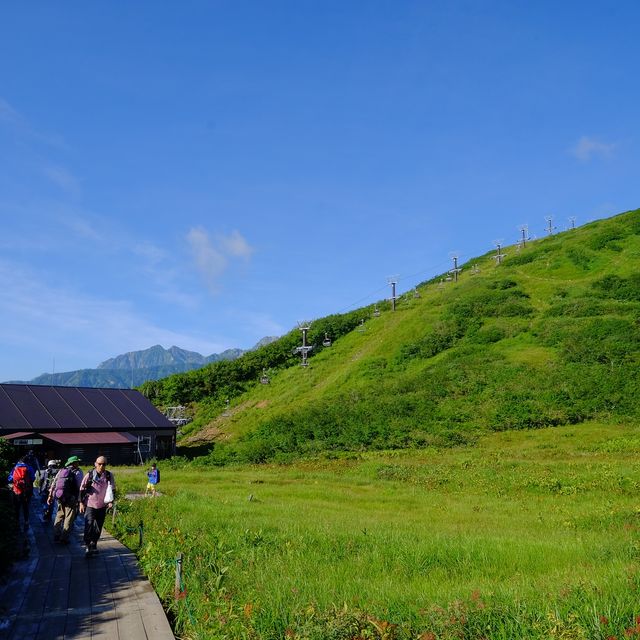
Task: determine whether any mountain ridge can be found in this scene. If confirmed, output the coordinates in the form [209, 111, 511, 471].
[5, 339, 279, 388]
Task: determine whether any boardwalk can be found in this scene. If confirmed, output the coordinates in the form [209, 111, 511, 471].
[0, 499, 175, 640]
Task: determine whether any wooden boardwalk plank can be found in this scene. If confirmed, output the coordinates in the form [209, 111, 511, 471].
[0, 499, 175, 640]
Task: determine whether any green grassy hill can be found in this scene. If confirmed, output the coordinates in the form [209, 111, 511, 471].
[140, 208, 640, 463]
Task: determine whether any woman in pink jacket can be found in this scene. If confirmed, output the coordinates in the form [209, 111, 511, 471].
[79, 456, 115, 556]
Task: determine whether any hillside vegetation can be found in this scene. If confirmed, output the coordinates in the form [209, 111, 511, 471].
[113, 422, 640, 639]
[139, 208, 640, 463]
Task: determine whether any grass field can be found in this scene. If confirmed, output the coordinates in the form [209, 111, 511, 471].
[112, 422, 640, 639]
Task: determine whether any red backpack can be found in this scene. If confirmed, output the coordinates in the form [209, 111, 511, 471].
[12, 465, 33, 497]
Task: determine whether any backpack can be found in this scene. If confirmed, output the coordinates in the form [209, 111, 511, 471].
[81, 469, 113, 501]
[12, 465, 33, 497]
[54, 468, 79, 501]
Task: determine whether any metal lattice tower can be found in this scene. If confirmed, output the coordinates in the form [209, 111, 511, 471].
[545, 215, 557, 235]
[164, 406, 191, 427]
[568, 216, 577, 230]
[494, 242, 507, 265]
[449, 255, 462, 282]
[387, 276, 398, 311]
[295, 323, 314, 367]
[518, 224, 531, 248]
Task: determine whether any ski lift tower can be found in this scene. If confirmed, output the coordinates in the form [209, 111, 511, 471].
[518, 225, 531, 249]
[387, 275, 398, 311]
[493, 241, 507, 265]
[164, 406, 191, 427]
[545, 215, 557, 235]
[449, 255, 462, 282]
[295, 323, 314, 367]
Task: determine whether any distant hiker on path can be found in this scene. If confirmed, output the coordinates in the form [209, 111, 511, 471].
[79, 456, 115, 556]
[8, 455, 35, 532]
[48, 456, 83, 544]
[145, 463, 160, 497]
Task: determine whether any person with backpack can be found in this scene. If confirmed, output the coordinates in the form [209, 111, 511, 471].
[48, 455, 83, 544]
[145, 463, 160, 497]
[79, 456, 116, 556]
[8, 456, 36, 531]
[41, 459, 60, 522]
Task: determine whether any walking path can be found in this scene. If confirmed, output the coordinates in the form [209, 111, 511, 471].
[0, 497, 175, 640]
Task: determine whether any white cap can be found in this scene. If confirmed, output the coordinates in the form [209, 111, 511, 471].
[47, 460, 56, 467]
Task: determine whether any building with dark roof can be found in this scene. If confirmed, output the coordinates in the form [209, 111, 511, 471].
[0, 384, 176, 466]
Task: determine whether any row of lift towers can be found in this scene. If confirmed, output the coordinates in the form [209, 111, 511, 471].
[291, 215, 576, 367]
[164, 215, 576, 423]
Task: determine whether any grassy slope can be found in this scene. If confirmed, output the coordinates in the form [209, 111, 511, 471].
[113, 422, 640, 639]
[175, 208, 640, 462]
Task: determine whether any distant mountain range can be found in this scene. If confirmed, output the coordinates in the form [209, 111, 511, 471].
[7, 339, 278, 388]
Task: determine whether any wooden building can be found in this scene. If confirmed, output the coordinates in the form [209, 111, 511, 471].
[0, 384, 176, 466]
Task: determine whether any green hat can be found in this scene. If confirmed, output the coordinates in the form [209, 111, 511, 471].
[65, 455, 81, 467]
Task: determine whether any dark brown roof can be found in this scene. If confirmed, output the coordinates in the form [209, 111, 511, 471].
[0, 384, 174, 434]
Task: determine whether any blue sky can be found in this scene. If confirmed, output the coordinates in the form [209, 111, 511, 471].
[1, 1, 638, 382]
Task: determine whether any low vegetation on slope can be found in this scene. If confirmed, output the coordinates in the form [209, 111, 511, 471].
[139, 208, 640, 463]
[113, 423, 640, 639]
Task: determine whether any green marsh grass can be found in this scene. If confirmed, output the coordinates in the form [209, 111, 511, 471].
[113, 422, 640, 639]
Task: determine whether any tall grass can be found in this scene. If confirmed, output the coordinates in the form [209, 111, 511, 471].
[113, 422, 640, 639]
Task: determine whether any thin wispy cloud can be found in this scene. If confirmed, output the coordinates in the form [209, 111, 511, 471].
[187, 227, 253, 294]
[43, 165, 82, 198]
[570, 136, 616, 162]
[0, 259, 225, 366]
[0, 97, 23, 126]
[0, 96, 67, 148]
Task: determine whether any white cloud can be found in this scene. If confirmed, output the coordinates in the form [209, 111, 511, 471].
[0, 96, 67, 149]
[187, 227, 253, 294]
[221, 230, 254, 259]
[0, 259, 225, 376]
[0, 97, 22, 126]
[43, 165, 82, 197]
[570, 136, 616, 162]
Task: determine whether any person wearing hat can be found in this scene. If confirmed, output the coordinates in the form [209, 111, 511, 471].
[40, 459, 60, 521]
[48, 455, 83, 544]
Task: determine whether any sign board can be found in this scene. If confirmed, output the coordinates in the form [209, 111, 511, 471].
[12, 439, 44, 446]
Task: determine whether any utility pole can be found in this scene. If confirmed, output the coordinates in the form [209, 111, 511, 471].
[568, 216, 576, 230]
[518, 224, 530, 248]
[387, 276, 398, 311]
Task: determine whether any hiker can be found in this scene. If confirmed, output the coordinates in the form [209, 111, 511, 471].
[145, 463, 160, 497]
[41, 459, 60, 522]
[8, 456, 36, 531]
[48, 456, 83, 543]
[79, 456, 115, 556]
